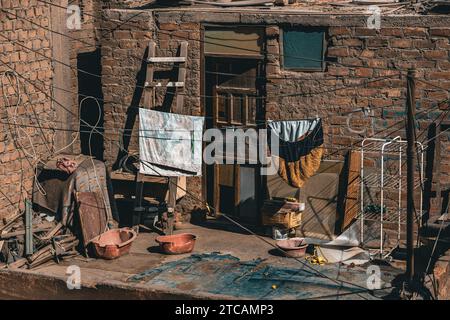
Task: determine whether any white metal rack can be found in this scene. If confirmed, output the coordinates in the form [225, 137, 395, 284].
[359, 136, 425, 258]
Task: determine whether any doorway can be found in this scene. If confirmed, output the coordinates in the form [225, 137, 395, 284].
[77, 49, 104, 160]
[204, 56, 265, 225]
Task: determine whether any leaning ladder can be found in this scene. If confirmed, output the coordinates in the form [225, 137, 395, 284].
[133, 40, 189, 234]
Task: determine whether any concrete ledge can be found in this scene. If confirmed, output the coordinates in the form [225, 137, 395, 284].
[100, 8, 450, 27]
[0, 267, 234, 300]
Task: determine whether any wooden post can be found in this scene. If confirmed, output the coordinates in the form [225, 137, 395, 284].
[406, 69, 416, 284]
[50, 0, 73, 152]
[174, 41, 188, 114]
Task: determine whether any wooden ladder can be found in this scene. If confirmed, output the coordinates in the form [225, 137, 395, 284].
[143, 40, 188, 113]
[133, 40, 189, 234]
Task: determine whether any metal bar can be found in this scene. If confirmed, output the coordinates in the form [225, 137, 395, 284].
[360, 140, 365, 244]
[419, 143, 424, 227]
[25, 199, 33, 256]
[380, 144, 385, 256]
[398, 145, 402, 242]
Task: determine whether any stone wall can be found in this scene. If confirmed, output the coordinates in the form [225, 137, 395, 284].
[0, 0, 56, 221]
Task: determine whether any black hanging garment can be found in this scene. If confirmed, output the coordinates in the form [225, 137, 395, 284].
[268, 118, 324, 188]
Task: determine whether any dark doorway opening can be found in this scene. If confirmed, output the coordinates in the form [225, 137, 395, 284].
[77, 48, 104, 160]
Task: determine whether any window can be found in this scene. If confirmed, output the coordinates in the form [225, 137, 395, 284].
[214, 89, 257, 127]
[282, 27, 326, 71]
[204, 27, 264, 58]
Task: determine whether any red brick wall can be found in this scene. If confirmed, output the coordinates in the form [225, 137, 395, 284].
[0, 0, 56, 221]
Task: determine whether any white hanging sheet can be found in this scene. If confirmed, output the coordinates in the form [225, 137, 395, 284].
[139, 109, 204, 176]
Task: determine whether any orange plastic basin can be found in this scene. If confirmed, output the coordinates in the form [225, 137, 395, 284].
[156, 233, 196, 255]
[90, 228, 137, 260]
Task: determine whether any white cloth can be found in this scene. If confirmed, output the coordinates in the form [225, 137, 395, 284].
[139, 109, 204, 176]
[267, 118, 321, 142]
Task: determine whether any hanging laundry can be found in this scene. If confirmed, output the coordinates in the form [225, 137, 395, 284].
[268, 118, 324, 188]
[139, 108, 204, 176]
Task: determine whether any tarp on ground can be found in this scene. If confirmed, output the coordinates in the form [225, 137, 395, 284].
[128, 252, 398, 300]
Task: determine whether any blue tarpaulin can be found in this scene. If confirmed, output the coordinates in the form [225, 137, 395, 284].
[129, 252, 398, 300]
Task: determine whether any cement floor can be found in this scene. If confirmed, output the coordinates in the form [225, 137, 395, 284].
[0, 221, 403, 300]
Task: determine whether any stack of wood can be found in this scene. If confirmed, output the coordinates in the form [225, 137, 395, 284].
[261, 199, 303, 229]
[0, 210, 78, 270]
[7, 235, 79, 269]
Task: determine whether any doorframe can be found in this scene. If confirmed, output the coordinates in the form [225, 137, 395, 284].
[200, 24, 266, 222]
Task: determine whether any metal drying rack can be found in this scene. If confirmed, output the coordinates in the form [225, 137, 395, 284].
[359, 136, 425, 258]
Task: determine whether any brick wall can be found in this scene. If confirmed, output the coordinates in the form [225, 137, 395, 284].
[100, 10, 450, 218]
[0, 0, 56, 221]
[264, 24, 450, 217]
[100, 10, 204, 215]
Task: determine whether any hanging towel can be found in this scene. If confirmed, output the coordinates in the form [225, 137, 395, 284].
[139, 108, 204, 176]
[268, 118, 324, 188]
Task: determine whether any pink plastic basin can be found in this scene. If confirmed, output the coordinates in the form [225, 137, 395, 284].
[156, 233, 196, 255]
[276, 237, 308, 258]
[90, 228, 137, 260]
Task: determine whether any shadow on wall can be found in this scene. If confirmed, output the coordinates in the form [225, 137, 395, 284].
[112, 45, 180, 171]
[78, 48, 104, 160]
[112, 46, 148, 171]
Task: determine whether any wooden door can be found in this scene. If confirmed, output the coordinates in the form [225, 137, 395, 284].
[205, 57, 264, 222]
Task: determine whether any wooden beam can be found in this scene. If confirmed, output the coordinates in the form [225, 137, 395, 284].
[50, 0, 73, 152]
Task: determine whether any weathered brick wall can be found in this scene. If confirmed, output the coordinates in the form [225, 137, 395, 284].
[100, 10, 203, 215]
[0, 0, 56, 221]
[101, 10, 450, 217]
[264, 23, 450, 216]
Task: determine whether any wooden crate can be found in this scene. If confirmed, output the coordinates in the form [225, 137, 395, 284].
[262, 200, 302, 229]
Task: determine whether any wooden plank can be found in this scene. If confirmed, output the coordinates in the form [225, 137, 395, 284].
[146, 81, 185, 88]
[214, 164, 220, 217]
[75, 192, 108, 247]
[143, 41, 156, 110]
[110, 171, 167, 184]
[435, 123, 442, 216]
[50, 0, 73, 152]
[147, 57, 186, 63]
[167, 177, 179, 209]
[133, 173, 145, 228]
[40, 222, 63, 241]
[0, 226, 53, 239]
[219, 164, 234, 187]
[174, 41, 188, 114]
[342, 150, 361, 231]
[234, 165, 240, 216]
